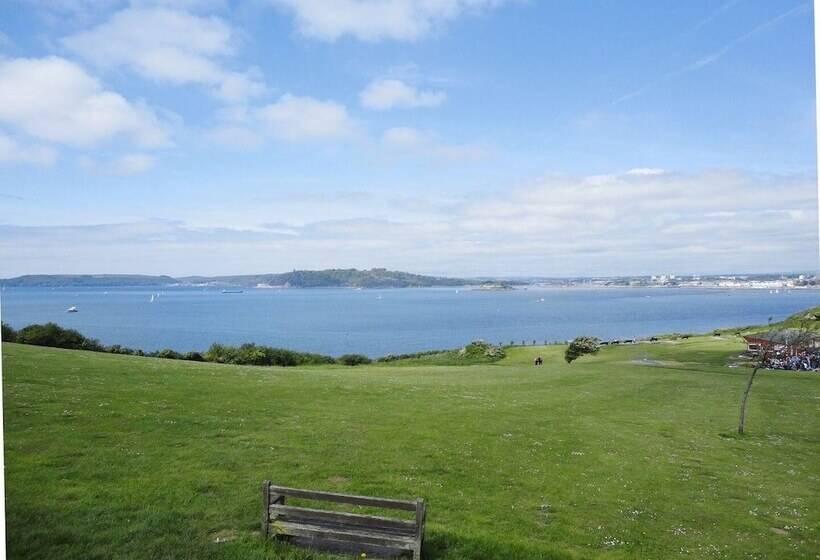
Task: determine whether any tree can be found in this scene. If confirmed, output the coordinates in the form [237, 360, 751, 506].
[1, 322, 17, 342]
[564, 336, 600, 364]
[738, 325, 816, 434]
[337, 354, 372, 366]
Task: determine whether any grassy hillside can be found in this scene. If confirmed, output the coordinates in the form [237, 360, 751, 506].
[2, 337, 818, 559]
[771, 305, 820, 330]
[723, 305, 820, 335]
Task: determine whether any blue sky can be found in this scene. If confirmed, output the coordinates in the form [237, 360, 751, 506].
[0, 0, 816, 277]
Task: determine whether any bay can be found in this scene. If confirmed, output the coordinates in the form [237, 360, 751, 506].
[1, 286, 817, 357]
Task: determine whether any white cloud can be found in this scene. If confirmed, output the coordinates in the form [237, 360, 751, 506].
[79, 152, 156, 175]
[271, 0, 508, 41]
[382, 126, 425, 148]
[626, 168, 666, 176]
[382, 126, 489, 160]
[63, 7, 265, 102]
[258, 94, 356, 141]
[0, 133, 57, 166]
[111, 153, 156, 174]
[360, 79, 446, 110]
[0, 56, 167, 147]
[130, 0, 229, 9]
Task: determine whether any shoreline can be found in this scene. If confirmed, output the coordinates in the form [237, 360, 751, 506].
[2, 283, 819, 291]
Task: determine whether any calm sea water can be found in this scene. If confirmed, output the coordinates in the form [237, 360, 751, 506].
[1, 287, 818, 357]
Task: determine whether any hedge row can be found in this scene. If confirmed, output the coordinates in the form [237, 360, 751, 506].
[1, 322, 371, 367]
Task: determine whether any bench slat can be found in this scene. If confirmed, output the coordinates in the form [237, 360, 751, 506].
[268, 485, 418, 511]
[270, 504, 416, 533]
[273, 520, 417, 549]
[286, 536, 408, 559]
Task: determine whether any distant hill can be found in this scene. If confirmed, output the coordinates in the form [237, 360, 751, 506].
[0, 274, 177, 288]
[1, 269, 470, 288]
[177, 268, 468, 288]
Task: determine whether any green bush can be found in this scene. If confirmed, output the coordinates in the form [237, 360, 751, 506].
[203, 342, 334, 367]
[16, 322, 103, 351]
[2, 322, 17, 342]
[564, 336, 601, 364]
[154, 348, 183, 360]
[377, 349, 449, 362]
[459, 340, 506, 360]
[337, 353, 372, 366]
[107, 344, 139, 355]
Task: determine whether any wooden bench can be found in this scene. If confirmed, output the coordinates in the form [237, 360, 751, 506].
[261, 481, 426, 559]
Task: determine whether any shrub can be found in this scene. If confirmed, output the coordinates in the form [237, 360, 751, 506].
[376, 349, 449, 362]
[1, 322, 17, 342]
[337, 353, 372, 366]
[237, 343, 271, 366]
[108, 345, 138, 355]
[564, 336, 601, 364]
[459, 340, 505, 361]
[16, 322, 103, 351]
[183, 351, 204, 361]
[155, 348, 183, 360]
[204, 343, 233, 364]
[460, 340, 491, 357]
[203, 342, 334, 367]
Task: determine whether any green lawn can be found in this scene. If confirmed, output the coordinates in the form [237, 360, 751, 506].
[2, 337, 818, 559]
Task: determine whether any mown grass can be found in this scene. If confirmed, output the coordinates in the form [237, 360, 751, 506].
[2, 336, 818, 559]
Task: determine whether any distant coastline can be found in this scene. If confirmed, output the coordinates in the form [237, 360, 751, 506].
[1, 269, 816, 290]
[0, 269, 470, 289]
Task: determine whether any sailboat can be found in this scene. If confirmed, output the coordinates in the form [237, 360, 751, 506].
[150, 294, 156, 302]
[66, 306, 78, 313]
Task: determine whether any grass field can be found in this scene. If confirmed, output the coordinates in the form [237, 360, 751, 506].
[2, 336, 818, 559]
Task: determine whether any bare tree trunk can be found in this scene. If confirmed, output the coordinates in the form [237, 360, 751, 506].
[738, 367, 759, 434]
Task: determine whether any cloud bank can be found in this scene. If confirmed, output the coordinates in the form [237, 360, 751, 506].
[1, 169, 814, 276]
[271, 0, 508, 41]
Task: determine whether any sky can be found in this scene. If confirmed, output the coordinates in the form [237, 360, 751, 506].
[0, 0, 816, 278]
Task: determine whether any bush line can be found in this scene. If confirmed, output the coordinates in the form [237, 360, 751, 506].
[2, 322, 511, 367]
[1, 322, 372, 367]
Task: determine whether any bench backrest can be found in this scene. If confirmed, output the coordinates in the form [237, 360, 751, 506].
[261, 481, 426, 542]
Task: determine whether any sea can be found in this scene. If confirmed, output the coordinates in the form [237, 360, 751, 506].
[1, 286, 818, 357]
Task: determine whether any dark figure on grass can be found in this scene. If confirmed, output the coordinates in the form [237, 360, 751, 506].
[534, 356, 543, 366]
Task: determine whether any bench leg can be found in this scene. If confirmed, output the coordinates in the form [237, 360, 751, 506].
[261, 480, 271, 538]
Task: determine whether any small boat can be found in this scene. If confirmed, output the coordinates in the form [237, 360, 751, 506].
[150, 294, 155, 302]
[221, 289, 243, 294]
[66, 306, 78, 313]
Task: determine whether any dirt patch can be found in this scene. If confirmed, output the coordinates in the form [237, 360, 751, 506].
[632, 359, 666, 366]
[327, 475, 350, 485]
[770, 527, 789, 536]
[211, 529, 239, 543]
